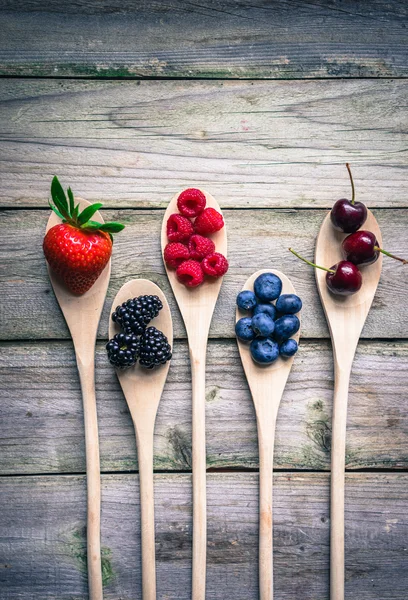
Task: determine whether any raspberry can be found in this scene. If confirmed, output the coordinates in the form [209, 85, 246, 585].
[177, 188, 206, 218]
[194, 207, 224, 236]
[202, 252, 229, 277]
[188, 234, 215, 261]
[163, 242, 190, 269]
[176, 260, 204, 288]
[167, 213, 194, 243]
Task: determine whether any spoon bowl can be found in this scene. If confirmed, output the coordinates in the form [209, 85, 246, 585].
[236, 269, 301, 600]
[109, 279, 173, 600]
[46, 198, 111, 600]
[161, 189, 227, 600]
[315, 210, 382, 600]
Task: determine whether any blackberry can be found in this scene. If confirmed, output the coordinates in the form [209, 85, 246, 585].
[106, 332, 140, 369]
[139, 327, 172, 369]
[111, 295, 163, 335]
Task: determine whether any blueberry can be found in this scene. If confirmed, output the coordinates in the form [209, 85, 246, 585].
[250, 338, 279, 365]
[254, 273, 282, 302]
[279, 339, 298, 357]
[274, 315, 300, 342]
[236, 290, 257, 311]
[253, 303, 277, 321]
[276, 294, 302, 315]
[235, 317, 255, 342]
[251, 313, 275, 337]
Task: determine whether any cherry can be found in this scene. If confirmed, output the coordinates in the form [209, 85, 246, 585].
[330, 163, 367, 233]
[342, 230, 407, 266]
[289, 248, 362, 296]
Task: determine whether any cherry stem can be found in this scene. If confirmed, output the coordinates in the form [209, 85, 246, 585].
[374, 246, 408, 265]
[289, 248, 335, 273]
[345, 163, 355, 205]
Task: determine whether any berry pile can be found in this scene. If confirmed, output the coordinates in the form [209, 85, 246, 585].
[163, 188, 228, 288]
[290, 164, 406, 296]
[106, 295, 172, 369]
[236, 273, 302, 365]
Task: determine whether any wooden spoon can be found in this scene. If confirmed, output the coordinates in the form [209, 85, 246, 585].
[109, 279, 173, 600]
[236, 269, 301, 600]
[45, 199, 111, 600]
[161, 190, 227, 600]
[315, 211, 382, 600]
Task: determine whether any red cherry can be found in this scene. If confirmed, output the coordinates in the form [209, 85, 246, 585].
[289, 248, 362, 296]
[342, 230, 379, 265]
[325, 261, 362, 295]
[330, 164, 367, 233]
[342, 230, 407, 266]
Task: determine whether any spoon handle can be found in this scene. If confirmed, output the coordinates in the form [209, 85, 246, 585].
[77, 359, 103, 600]
[331, 363, 351, 600]
[190, 345, 207, 600]
[135, 427, 157, 600]
[258, 422, 275, 600]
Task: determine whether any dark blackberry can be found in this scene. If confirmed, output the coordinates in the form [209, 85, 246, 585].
[139, 327, 172, 369]
[111, 295, 163, 335]
[106, 332, 140, 369]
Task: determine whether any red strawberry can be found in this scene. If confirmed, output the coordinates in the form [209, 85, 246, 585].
[43, 176, 124, 295]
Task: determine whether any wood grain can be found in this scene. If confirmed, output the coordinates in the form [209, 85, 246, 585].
[1, 208, 408, 340]
[1, 1, 407, 78]
[1, 339, 407, 475]
[0, 79, 407, 208]
[1, 472, 407, 599]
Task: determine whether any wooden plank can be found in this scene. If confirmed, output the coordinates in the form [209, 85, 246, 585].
[1, 1, 407, 79]
[1, 472, 407, 599]
[1, 208, 407, 340]
[0, 79, 407, 208]
[1, 339, 407, 474]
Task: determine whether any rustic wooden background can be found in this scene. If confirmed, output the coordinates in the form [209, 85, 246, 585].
[1, 2, 407, 599]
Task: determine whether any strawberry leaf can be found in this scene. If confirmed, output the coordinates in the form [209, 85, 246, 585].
[77, 203, 103, 226]
[80, 220, 102, 230]
[48, 199, 64, 220]
[51, 176, 70, 220]
[98, 222, 126, 233]
[72, 203, 80, 220]
[67, 187, 75, 215]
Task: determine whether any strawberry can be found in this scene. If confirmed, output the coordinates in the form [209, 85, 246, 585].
[43, 176, 124, 295]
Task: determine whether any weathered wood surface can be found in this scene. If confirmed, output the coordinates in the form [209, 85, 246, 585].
[1, 208, 408, 340]
[1, 339, 407, 475]
[1, 79, 407, 208]
[1, 473, 407, 599]
[1, 1, 407, 79]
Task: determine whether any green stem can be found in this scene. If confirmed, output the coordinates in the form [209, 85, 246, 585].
[346, 163, 355, 205]
[374, 246, 407, 265]
[289, 248, 335, 273]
